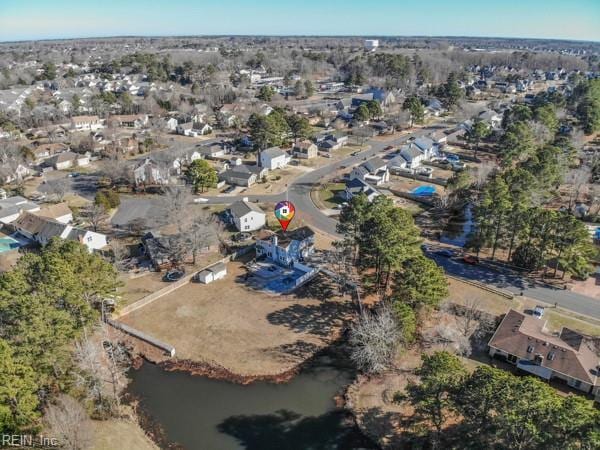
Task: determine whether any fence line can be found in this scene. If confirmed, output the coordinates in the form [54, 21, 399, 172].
[106, 318, 176, 357]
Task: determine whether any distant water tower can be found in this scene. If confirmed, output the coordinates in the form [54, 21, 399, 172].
[364, 39, 379, 52]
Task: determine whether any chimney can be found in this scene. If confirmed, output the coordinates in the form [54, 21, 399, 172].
[272, 235, 278, 247]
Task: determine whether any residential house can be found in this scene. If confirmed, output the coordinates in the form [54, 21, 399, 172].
[108, 114, 148, 129]
[31, 142, 68, 161]
[342, 178, 380, 202]
[0, 164, 33, 184]
[35, 202, 73, 224]
[293, 140, 318, 159]
[255, 226, 315, 266]
[220, 164, 267, 187]
[46, 151, 90, 170]
[488, 309, 599, 399]
[14, 212, 107, 252]
[165, 117, 178, 131]
[133, 158, 167, 186]
[413, 137, 438, 159]
[0, 196, 40, 224]
[228, 200, 266, 232]
[199, 145, 228, 160]
[478, 110, 503, 130]
[366, 87, 396, 107]
[259, 147, 291, 170]
[349, 157, 390, 186]
[429, 130, 448, 147]
[426, 98, 445, 117]
[394, 138, 436, 170]
[71, 115, 104, 131]
[176, 122, 195, 136]
[317, 132, 348, 151]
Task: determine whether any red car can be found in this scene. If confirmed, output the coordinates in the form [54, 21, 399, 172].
[462, 255, 479, 265]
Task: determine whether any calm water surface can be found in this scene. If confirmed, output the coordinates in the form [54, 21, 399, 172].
[128, 350, 376, 450]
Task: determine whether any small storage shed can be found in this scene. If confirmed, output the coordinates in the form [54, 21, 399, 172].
[196, 262, 227, 284]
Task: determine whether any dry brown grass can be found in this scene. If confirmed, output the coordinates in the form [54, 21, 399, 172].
[91, 417, 157, 450]
[120, 261, 353, 376]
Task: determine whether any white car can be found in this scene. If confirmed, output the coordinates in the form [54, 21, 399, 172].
[193, 197, 209, 203]
[533, 306, 545, 319]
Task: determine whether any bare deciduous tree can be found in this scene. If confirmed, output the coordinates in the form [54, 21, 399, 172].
[86, 203, 108, 232]
[45, 394, 93, 450]
[349, 305, 400, 373]
[73, 325, 130, 418]
[47, 178, 69, 202]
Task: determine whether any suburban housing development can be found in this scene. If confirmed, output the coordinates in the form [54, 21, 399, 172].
[0, 7, 599, 448]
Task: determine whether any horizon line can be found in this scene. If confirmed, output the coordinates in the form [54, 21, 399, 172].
[1, 33, 599, 46]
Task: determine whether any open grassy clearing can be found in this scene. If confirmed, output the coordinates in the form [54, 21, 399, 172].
[120, 260, 354, 376]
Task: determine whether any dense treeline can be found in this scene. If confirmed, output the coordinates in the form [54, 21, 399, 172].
[470, 96, 596, 277]
[402, 351, 600, 449]
[0, 239, 119, 434]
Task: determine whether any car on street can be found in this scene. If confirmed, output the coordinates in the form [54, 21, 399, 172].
[462, 255, 479, 265]
[193, 197, 209, 203]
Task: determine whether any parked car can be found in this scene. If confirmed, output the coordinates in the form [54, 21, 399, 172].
[193, 197, 209, 203]
[462, 255, 479, 265]
[533, 306, 545, 319]
[446, 154, 460, 162]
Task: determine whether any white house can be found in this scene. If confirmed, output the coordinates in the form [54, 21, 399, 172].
[229, 200, 266, 232]
[259, 147, 291, 170]
[196, 262, 227, 284]
[47, 151, 90, 170]
[0, 196, 40, 224]
[364, 39, 379, 52]
[165, 117, 178, 131]
[133, 158, 167, 185]
[255, 226, 315, 266]
[349, 157, 390, 186]
[71, 115, 104, 131]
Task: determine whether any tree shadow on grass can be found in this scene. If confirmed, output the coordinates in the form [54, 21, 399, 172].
[217, 409, 377, 450]
[266, 301, 353, 337]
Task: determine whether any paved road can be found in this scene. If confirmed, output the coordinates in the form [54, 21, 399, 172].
[202, 132, 416, 236]
[430, 253, 600, 320]
[113, 130, 600, 319]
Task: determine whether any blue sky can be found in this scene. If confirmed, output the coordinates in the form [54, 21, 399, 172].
[0, 0, 598, 42]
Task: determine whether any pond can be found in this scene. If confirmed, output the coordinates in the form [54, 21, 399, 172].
[128, 348, 376, 450]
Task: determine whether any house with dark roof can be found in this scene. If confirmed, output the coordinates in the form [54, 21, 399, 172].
[342, 178, 380, 202]
[220, 164, 267, 187]
[488, 309, 600, 399]
[14, 211, 107, 252]
[228, 200, 266, 231]
[349, 157, 389, 186]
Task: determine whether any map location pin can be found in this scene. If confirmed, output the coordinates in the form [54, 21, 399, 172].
[274, 200, 295, 232]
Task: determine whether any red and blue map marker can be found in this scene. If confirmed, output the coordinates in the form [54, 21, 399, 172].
[274, 200, 295, 231]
